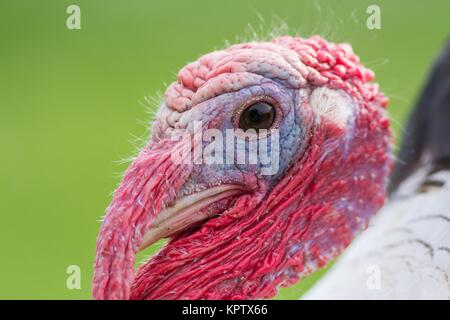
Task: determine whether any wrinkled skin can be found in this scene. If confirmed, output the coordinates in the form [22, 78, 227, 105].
[93, 35, 392, 300]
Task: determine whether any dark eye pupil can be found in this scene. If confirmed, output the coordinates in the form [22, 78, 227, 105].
[239, 102, 275, 132]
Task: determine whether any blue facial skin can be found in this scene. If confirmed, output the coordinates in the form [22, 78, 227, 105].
[178, 79, 310, 196]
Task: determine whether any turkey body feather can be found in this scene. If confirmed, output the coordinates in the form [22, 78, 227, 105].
[306, 168, 450, 299]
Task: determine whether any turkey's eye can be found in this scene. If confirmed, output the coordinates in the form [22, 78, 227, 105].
[239, 102, 276, 132]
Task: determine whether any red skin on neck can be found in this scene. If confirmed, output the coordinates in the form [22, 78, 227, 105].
[93, 36, 391, 300]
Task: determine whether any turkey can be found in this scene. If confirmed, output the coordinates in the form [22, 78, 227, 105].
[93, 35, 392, 300]
[306, 40, 450, 300]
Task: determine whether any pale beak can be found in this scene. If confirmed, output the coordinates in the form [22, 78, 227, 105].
[138, 184, 245, 252]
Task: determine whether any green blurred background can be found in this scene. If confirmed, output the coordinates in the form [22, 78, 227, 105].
[0, 0, 448, 299]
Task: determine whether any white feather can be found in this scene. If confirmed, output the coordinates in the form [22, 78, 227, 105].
[305, 168, 450, 299]
[310, 88, 353, 126]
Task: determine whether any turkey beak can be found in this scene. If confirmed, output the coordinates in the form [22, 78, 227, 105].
[138, 184, 245, 252]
